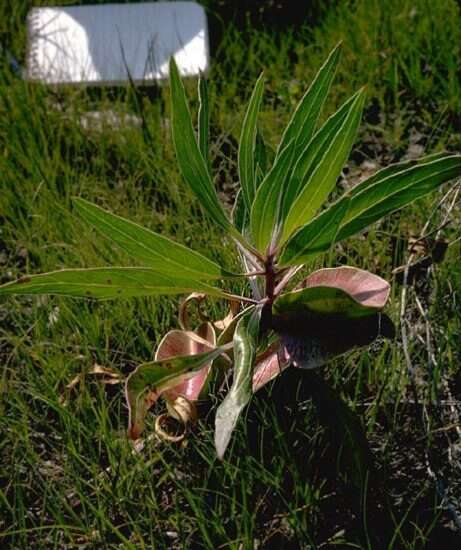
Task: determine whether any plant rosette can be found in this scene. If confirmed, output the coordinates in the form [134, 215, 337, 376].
[1, 43, 460, 460]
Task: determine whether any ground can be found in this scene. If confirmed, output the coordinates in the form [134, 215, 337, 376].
[1, 0, 461, 547]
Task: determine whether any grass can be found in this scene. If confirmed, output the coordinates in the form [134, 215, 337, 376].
[1, 0, 461, 547]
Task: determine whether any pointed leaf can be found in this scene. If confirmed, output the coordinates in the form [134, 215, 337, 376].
[169, 58, 230, 233]
[277, 42, 342, 158]
[278, 197, 350, 267]
[250, 140, 295, 253]
[273, 266, 390, 319]
[0, 268, 234, 300]
[336, 155, 461, 242]
[255, 129, 269, 187]
[238, 72, 265, 209]
[74, 198, 239, 280]
[282, 89, 366, 241]
[346, 151, 450, 196]
[231, 189, 249, 236]
[280, 92, 358, 220]
[215, 307, 261, 459]
[198, 75, 210, 165]
[126, 345, 224, 439]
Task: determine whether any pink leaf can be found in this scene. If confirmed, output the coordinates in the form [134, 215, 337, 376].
[156, 322, 216, 403]
[252, 342, 291, 392]
[298, 266, 390, 309]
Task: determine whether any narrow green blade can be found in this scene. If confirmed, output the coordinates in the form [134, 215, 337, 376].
[74, 198, 238, 280]
[336, 155, 461, 242]
[198, 75, 210, 165]
[127, 347, 224, 439]
[238, 72, 265, 210]
[345, 151, 451, 196]
[0, 268, 233, 300]
[276, 42, 342, 158]
[282, 89, 366, 242]
[279, 198, 350, 267]
[255, 129, 269, 188]
[215, 307, 261, 459]
[250, 140, 295, 253]
[169, 58, 229, 232]
[280, 92, 358, 221]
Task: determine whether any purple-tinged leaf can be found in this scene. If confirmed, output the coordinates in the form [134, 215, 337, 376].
[274, 266, 390, 319]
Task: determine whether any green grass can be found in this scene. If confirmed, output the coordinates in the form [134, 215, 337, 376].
[1, 0, 461, 547]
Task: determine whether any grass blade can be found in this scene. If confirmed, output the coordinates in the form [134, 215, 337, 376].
[215, 307, 261, 459]
[336, 155, 461, 242]
[0, 268, 235, 300]
[282, 88, 366, 241]
[238, 72, 265, 210]
[74, 198, 239, 280]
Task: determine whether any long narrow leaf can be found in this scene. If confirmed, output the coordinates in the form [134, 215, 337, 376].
[255, 129, 269, 188]
[276, 42, 341, 158]
[0, 268, 234, 300]
[74, 198, 238, 279]
[238, 72, 265, 209]
[282, 89, 366, 242]
[279, 198, 350, 267]
[198, 75, 209, 165]
[126, 346, 224, 439]
[215, 307, 261, 459]
[336, 155, 461, 242]
[250, 140, 295, 253]
[169, 58, 229, 232]
[280, 92, 358, 220]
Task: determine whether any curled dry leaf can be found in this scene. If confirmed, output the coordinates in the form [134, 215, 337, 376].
[60, 364, 123, 405]
[126, 322, 217, 440]
[178, 292, 209, 331]
[156, 322, 216, 406]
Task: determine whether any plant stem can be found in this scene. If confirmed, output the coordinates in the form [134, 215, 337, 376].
[261, 255, 276, 333]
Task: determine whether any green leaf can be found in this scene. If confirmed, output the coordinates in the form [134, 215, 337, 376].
[74, 198, 238, 280]
[126, 346, 225, 439]
[198, 75, 209, 165]
[336, 155, 461, 242]
[274, 286, 380, 319]
[346, 151, 450, 196]
[0, 268, 234, 300]
[169, 58, 230, 232]
[278, 197, 350, 267]
[280, 92, 358, 221]
[231, 189, 249, 236]
[250, 140, 295, 253]
[238, 72, 265, 210]
[255, 129, 269, 188]
[273, 266, 390, 319]
[276, 42, 341, 158]
[215, 307, 261, 459]
[282, 88, 366, 242]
